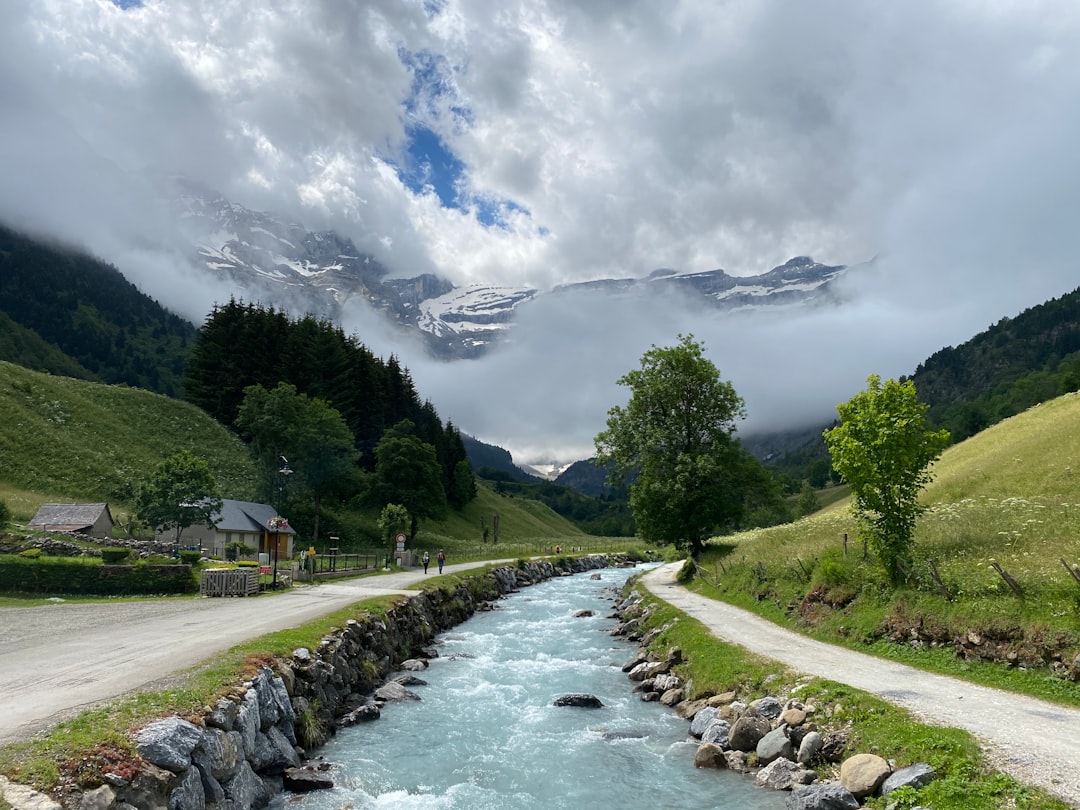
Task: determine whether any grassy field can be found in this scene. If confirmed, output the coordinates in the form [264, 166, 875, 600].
[691, 391, 1080, 707]
[0, 361, 259, 519]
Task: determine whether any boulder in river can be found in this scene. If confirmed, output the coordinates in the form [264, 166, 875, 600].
[553, 694, 604, 708]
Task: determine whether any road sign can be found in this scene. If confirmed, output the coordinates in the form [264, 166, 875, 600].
[395, 533, 406, 551]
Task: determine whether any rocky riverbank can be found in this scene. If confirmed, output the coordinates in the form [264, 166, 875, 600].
[8, 554, 629, 810]
[612, 589, 937, 809]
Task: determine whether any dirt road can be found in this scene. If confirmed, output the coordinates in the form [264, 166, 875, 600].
[641, 563, 1080, 808]
[0, 561, 510, 746]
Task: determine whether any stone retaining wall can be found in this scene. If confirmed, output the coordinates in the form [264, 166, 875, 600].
[58, 554, 626, 810]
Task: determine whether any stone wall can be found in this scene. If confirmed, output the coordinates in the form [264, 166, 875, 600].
[59, 554, 626, 810]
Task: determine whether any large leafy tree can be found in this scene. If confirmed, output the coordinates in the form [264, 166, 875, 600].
[373, 420, 448, 541]
[135, 451, 223, 549]
[595, 334, 746, 557]
[823, 374, 950, 583]
[236, 382, 359, 544]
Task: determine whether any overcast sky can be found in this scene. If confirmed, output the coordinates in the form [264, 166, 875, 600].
[2, 0, 1079, 467]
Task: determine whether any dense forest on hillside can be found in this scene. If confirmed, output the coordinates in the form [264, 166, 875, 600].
[0, 224, 196, 396]
[184, 300, 472, 504]
[907, 288, 1080, 441]
[755, 285, 1080, 486]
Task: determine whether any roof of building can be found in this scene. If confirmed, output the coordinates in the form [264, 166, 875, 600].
[27, 502, 114, 531]
[213, 499, 296, 535]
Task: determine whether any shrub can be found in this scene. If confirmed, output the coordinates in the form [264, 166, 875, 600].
[0, 556, 196, 595]
[0, 498, 11, 528]
[236, 560, 260, 568]
[18, 547, 43, 559]
[100, 547, 131, 564]
[224, 540, 255, 561]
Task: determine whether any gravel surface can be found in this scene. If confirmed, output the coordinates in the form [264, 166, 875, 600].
[641, 563, 1080, 808]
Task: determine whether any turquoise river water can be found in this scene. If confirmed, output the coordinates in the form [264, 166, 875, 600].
[281, 564, 785, 809]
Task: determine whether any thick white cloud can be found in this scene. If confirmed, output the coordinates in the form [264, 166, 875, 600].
[2, 0, 1080, 464]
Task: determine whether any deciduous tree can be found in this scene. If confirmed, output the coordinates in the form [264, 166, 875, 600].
[594, 334, 747, 557]
[236, 382, 358, 544]
[373, 420, 447, 540]
[135, 450, 222, 550]
[823, 374, 950, 583]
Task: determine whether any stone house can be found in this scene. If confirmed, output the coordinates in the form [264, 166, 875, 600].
[27, 502, 115, 538]
[157, 499, 296, 560]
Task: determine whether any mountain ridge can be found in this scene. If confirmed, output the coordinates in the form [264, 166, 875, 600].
[165, 180, 854, 359]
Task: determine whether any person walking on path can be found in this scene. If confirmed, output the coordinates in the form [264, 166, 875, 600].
[437, 548, 446, 574]
[422, 551, 430, 574]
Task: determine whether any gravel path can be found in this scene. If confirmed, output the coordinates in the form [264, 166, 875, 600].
[641, 562, 1080, 808]
[0, 560, 513, 746]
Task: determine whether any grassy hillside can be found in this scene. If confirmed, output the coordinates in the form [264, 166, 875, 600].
[695, 392, 1080, 706]
[0, 362, 259, 520]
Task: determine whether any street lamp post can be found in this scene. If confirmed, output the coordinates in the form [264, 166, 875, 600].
[269, 456, 293, 590]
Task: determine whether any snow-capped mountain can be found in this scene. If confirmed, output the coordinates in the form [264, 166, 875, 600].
[169, 181, 852, 358]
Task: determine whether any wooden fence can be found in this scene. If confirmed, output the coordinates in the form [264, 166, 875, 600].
[200, 567, 259, 597]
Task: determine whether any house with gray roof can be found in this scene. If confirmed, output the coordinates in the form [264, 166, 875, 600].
[155, 499, 296, 560]
[27, 503, 115, 538]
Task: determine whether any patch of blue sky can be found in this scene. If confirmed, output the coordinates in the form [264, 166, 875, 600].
[110, 0, 143, 8]
[393, 47, 539, 232]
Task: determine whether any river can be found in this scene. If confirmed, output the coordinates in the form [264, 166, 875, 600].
[282, 564, 785, 809]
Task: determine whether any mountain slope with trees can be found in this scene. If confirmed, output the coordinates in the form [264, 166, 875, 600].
[753, 284, 1080, 486]
[0, 223, 196, 397]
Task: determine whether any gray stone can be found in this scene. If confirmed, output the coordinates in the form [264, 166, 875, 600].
[250, 726, 301, 774]
[797, 730, 823, 765]
[689, 706, 719, 739]
[205, 698, 239, 732]
[0, 775, 63, 810]
[269, 673, 296, 725]
[694, 742, 728, 769]
[552, 693, 604, 708]
[701, 719, 731, 749]
[190, 757, 226, 808]
[283, 767, 334, 792]
[652, 673, 682, 692]
[748, 696, 783, 721]
[254, 668, 281, 729]
[785, 782, 860, 810]
[221, 761, 269, 810]
[399, 658, 429, 671]
[236, 689, 261, 759]
[757, 757, 816, 791]
[781, 707, 808, 726]
[78, 784, 115, 810]
[881, 762, 936, 795]
[660, 688, 683, 706]
[728, 715, 771, 752]
[167, 766, 205, 810]
[339, 703, 381, 725]
[194, 727, 242, 782]
[758, 726, 795, 764]
[136, 717, 204, 773]
[840, 752, 891, 799]
[724, 750, 751, 773]
[375, 680, 421, 702]
[120, 762, 174, 810]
